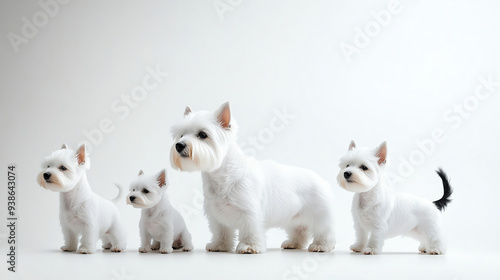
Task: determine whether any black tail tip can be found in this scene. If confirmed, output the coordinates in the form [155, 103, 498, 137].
[433, 168, 453, 211]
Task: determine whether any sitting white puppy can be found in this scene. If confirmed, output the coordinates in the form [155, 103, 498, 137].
[126, 169, 193, 254]
[337, 140, 453, 255]
[170, 101, 336, 254]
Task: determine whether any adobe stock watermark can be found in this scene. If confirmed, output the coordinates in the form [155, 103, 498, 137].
[340, 0, 403, 63]
[111, 267, 135, 280]
[387, 74, 500, 185]
[282, 253, 329, 280]
[7, 0, 71, 54]
[177, 187, 204, 222]
[81, 64, 169, 153]
[239, 107, 296, 157]
[213, 0, 243, 21]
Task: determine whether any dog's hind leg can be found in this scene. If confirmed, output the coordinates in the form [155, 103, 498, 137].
[180, 230, 194, 252]
[308, 224, 336, 253]
[151, 240, 160, 250]
[107, 220, 126, 253]
[282, 224, 309, 249]
[417, 222, 446, 255]
[101, 234, 112, 250]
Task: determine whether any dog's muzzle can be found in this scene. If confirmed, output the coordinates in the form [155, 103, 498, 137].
[344, 171, 352, 182]
[43, 172, 52, 182]
[175, 142, 189, 157]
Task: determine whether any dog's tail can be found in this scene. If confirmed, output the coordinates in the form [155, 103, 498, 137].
[433, 168, 453, 211]
[111, 183, 125, 204]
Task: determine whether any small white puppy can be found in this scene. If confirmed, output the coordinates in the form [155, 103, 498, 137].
[170, 101, 336, 254]
[337, 141, 453, 255]
[126, 169, 193, 254]
[37, 144, 127, 254]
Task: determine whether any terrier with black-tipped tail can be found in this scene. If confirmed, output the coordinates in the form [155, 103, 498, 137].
[337, 140, 453, 255]
[170, 101, 336, 254]
[37, 144, 127, 254]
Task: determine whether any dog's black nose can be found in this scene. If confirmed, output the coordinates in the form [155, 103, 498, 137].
[344, 171, 352, 179]
[175, 142, 186, 153]
[129, 196, 136, 202]
[43, 172, 51, 180]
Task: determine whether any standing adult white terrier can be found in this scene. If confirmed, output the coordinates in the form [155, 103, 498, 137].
[126, 169, 193, 254]
[37, 144, 127, 254]
[337, 140, 453, 255]
[170, 101, 336, 254]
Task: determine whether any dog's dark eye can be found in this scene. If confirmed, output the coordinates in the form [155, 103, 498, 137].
[142, 189, 149, 194]
[59, 166, 67, 171]
[346, 165, 350, 168]
[198, 131, 208, 139]
[360, 165, 368, 171]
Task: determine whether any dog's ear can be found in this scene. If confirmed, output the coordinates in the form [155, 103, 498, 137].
[214, 101, 231, 129]
[349, 140, 356, 150]
[184, 106, 192, 117]
[138, 170, 144, 176]
[156, 169, 167, 188]
[76, 143, 87, 165]
[375, 141, 387, 165]
[61, 144, 68, 150]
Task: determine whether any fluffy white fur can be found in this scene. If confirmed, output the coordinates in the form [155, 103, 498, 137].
[37, 144, 126, 254]
[126, 169, 193, 254]
[170, 101, 336, 254]
[337, 140, 451, 255]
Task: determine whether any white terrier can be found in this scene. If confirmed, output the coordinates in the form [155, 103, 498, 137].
[126, 169, 193, 254]
[337, 140, 453, 255]
[37, 144, 127, 254]
[170, 101, 336, 254]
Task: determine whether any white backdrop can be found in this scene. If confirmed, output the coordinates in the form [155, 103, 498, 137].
[1, 0, 500, 279]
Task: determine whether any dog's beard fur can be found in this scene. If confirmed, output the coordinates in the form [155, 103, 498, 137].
[127, 170, 167, 209]
[126, 188, 162, 209]
[170, 110, 235, 172]
[37, 149, 85, 192]
[170, 138, 223, 172]
[37, 169, 74, 191]
[337, 149, 383, 193]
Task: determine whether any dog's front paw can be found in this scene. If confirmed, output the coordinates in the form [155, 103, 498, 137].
[102, 243, 112, 250]
[111, 247, 123, 253]
[350, 243, 365, 253]
[308, 243, 334, 253]
[172, 239, 183, 250]
[182, 244, 194, 252]
[428, 247, 445, 255]
[206, 242, 231, 252]
[281, 240, 305, 250]
[60, 245, 77, 252]
[418, 245, 427, 254]
[77, 246, 95, 254]
[363, 247, 380, 255]
[236, 242, 263, 254]
[159, 247, 173, 254]
[138, 247, 152, 253]
[151, 242, 160, 251]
